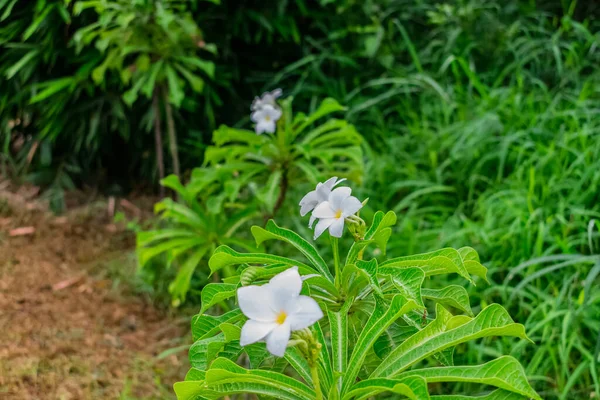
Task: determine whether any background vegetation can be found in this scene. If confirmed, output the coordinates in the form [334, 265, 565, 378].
[1, 0, 599, 399]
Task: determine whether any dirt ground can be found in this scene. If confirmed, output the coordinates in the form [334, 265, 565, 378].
[0, 188, 189, 399]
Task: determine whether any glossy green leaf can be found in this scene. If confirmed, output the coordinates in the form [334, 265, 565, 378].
[430, 390, 527, 400]
[252, 220, 333, 281]
[203, 357, 315, 400]
[343, 375, 430, 400]
[379, 248, 474, 284]
[422, 286, 474, 316]
[384, 267, 425, 307]
[398, 356, 541, 400]
[208, 245, 312, 274]
[373, 304, 529, 378]
[328, 298, 353, 392]
[200, 283, 237, 313]
[355, 259, 382, 295]
[342, 295, 420, 394]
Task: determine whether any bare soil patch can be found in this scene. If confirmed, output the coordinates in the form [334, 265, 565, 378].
[0, 190, 188, 399]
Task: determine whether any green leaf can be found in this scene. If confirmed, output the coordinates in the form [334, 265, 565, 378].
[169, 247, 209, 305]
[173, 381, 209, 400]
[203, 357, 315, 400]
[342, 295, 420, 394]
[373, 304, 530, 378]
[355, 259, 382, 295]
[166, 64, 184, 107]
[30, 77, 74, 104]
[174, 62, 205, 92]
[191, 309, 243, 341]
[294, 98, 346, 136]
[422, 286, 473, 316]
[384, 267, 425, 307]
[328, 298, 353, 392]
[200, 283, 237, 313]
[184, 368, 205, 381]
[5, 49, 39, 79]
[252, 220, 333, 282]
[458, 247, 489, 283]
[208, 245, 313, 275]
[343, 376, 430, 400]
[379, 248, 474, 284]
[398, 356, 541, 400]
[345, 211, 396, 264]
[430, 389, 528, 399]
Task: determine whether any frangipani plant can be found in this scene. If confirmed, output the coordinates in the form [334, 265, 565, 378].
[204, 90, 364, 217]
[137, 92, 364, 305]
[174, 180, 541, 400]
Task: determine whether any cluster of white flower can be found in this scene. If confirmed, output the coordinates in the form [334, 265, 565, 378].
[299, 177, 364, 239]
[250, 89, 282, 135]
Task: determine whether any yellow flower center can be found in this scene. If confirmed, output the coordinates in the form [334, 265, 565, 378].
[276, 311, 287, 325]
[265, 115, 271, 121]
[335, 209, 343, 219]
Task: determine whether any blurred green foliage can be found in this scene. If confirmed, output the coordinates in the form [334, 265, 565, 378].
[1, 0, 599, 398]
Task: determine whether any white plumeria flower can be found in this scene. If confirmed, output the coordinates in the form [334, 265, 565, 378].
[251, 88, 282, 111]
[238, 267, 323, 357]
[251, 104, 282, 135]
[312, 187, 363, 239]
[299, 176, 346, 228]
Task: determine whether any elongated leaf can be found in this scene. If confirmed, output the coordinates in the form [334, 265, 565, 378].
[191, 309, 243, 341]
[294, 98, 346, 136]
[342, 295, 420, 393]
[204, 357, 315, 400]
[252, 220, 333, 281]
[170, 247, 210, 304]
[430, 390, 527, 400]
[200, 283, 237, 313]
[422, 286, 473, 316]
[373, 304, 529, 378]
[373, 323, 419, 360]
[342, 376, 430, 400]
[328, 299, 353, 392]
[398, 356, 540, 400]
[313, 321, 334, 391]
[208, 245, 312, 274]
[173, 380, 210, 400]
[379, 248, 474, 284]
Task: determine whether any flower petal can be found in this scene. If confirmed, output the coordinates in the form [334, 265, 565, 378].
[240, 319, 277, 346]
[237, 285, 277, 321]
[256, 119, 275, 134]
[341, 195, 363, 217]
[250, 108, 264, 123]
[322, 176, 338, 189]
[329, 187, 351, 210]
[268, 267, 302, 305]
[308, 213, 317, 228]
[267, 106, 282, 121]
[286, 295, 324, 331]
[313, 201, 336, 218]
[265, 322, 291, 357]
[328, 218, 345, 238]
[314, 218, 334, 239]
[315, 182, 332, 202]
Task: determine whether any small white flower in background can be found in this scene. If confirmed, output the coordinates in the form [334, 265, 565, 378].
[299, 176, 346, 227]
[238, 267, 323, 357]
[251, 88, 282, 111]
[312, 186, 363, 239]
[251, 104, 282, 135]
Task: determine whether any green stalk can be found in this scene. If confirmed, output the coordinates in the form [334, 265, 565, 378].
[310, 362, 323, 400]
[331, 236, 341, 287]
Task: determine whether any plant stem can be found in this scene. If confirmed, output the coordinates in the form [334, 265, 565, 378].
[152, 88, 165, 198]
[331, 236, 341, 287]
[310, 362, 323, 400]
[163, 86, 180, 181]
